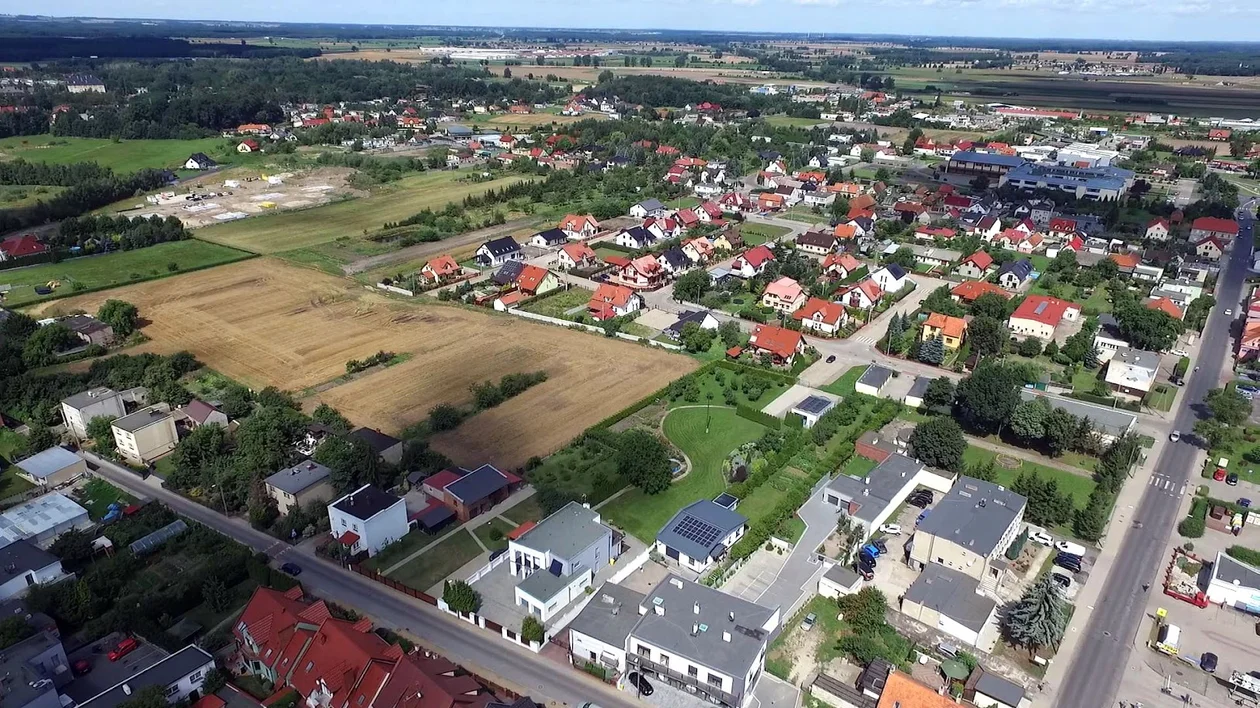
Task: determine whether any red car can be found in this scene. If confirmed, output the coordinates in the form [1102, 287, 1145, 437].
[108, 637, 139, 661]
[72, 659, 92, 676]
[1215, 468, 1228, 482]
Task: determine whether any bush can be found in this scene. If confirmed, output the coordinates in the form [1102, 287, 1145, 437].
[1227, 545, 1260, 566]
[1178, 516, 1205, 538]
[736, 404, 782, 430]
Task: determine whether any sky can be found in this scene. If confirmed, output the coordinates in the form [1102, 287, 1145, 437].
[8, 0, 1260, 42]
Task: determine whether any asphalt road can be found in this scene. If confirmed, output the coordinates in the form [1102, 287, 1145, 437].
[1054, 203, 1256, 708]
[81, 452, 638, 708]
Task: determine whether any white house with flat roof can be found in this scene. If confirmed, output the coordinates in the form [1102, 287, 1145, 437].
[0, 493, 90, 549]
[14, 447, 86, 488]
[60, 387, 126, 440]
[0, 540, 66, 601]
[111, 403, 178, 466]
[506, 502, 619, 623]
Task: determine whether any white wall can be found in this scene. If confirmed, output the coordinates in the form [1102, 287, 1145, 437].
[570, 629, 628, 672]
[516, 568, 592, 622]
[631, 636, 737, 695]
[0, 561, 66, 601]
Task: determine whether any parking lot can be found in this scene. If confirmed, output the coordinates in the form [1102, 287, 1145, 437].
[723, 546, 790, 603]
[63, 633, 168, 703]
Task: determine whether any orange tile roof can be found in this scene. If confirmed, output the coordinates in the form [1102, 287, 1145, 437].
[561, 241, 597, 263]
[951, 280, 1012, 302]
[1146, 296, 1184, 319]
[424, 255, 460, 277]
[559, 213, 597, 231]
[1012, 294, 1079, 326]
[591, 283, 635, 308]
[823, 253, 861, 273]
[876, 672, 956, 708]
[924, 312, 967, 339]
[793, 298, 845, 325]
[516, 265, 551, 293]
[1109, 251, 1140, 269]
[749, 324, 804, 359]
[834, 223, 859, 239]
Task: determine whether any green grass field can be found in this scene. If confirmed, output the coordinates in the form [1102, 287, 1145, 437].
[0, 136, 233, 173]
[472, 517, 517, 552]
[387, 528, 485, 592]
[195, 172, 530, 254]
[671, 367, 791, 410]
[764, 116, 828, 128]
[739, 223, 791, 246]
[822, 366, 867, 397]
[519, 287, 592, 319]
[602, 407, 765, 542]
[0, 241, 254, 308]
[0, 185, 65, 209]
[962, 446, 1096, 510]
[502, 497, 545, 525]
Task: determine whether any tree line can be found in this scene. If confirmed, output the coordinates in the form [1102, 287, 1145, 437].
[51, 214, 189, 252]
[0, 165, 175, 234]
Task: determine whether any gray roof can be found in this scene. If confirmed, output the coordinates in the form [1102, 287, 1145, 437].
[0, 631, 65, 708]
[631, 574, 777, 681]
[903, 563, 997, 632]
[1110, 346, 1161, 373]
[824, 564, 861, 589]
[656, 500, 748, 561]
[14, 446, 81, 479]
[444, 464, 510, 504]
[998, 259, 1033, 280]
[515, 502, 610, 561]
[0, 540, 60, 583]
[1213, 551, 1260, 590]
[349, 427, 402, 454]
[79, 645, 214, 708]
[265, 460, 332, 495]
[950, 151, 1026, 168]
[975, 671, 1026, 707]
[111, 405, 172, 433]
[637, 198, 666, 212]
[61, 386, 120, 411]
[907, 376, 932, 399]
[331, 485, 401, 521]
[568, 583, 647, 647]
[793, 395, 835, 416]
[858, 365, 894, 390]
[1018, 389, 1137, 437]
[826, 454, 924, 523]
[517, 565, 574, 602]
[916, 476, 1026, 557]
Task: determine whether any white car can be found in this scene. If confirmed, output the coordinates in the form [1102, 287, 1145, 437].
[1056, 540, 1087, 557]
[1170, 431, 1181, 443]
[1029, 530, 1054, 546]
[1170, 349, 1188, 358]
[1226, 308, 1234, 317]
[879, 523, 902, 535]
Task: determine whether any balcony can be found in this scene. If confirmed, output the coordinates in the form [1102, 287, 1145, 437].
[626, 654, 740, 708]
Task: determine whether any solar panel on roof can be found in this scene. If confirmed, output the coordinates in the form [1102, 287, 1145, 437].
[672, 514, 722, 550]
[1034, 301, 1049, 315]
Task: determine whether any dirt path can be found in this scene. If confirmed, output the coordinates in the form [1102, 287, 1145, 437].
[341, 216, 538, 275]
[966, 435, 1095, 477]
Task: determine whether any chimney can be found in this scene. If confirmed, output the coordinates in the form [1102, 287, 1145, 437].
[722, 631, 732, 643]
[728, 611, 735, 622]
[654, 605, 664, 616]
[693, 602, 701, 615]
[691, 623, 699, 636]
[669, 577, 683, 589]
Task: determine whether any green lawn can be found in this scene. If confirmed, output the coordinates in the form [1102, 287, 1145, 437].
[0, 135, 235, 173]
[840, 455, 879, 478]
[777, 207, 827, 224]
[0, 185, 65, 209]
[623, 322, 659, 339]
[519, 287, 592, 319]
[962, 446, 1096, 510]
[472, 517, 518, 552]
[387, 528, 485, 592]
[527, 438, 624, 507]
[502, 496, 546, 525]
[739, 223, 791, 246]
[595, 246, 628, 261]
[822, 366, 866, 397]
[1071, 367, 1101, 394]
[670, 367, 791, 410]
[0, 466, 34, 500]
[602, 407, 766, 542]
[363, 527, 448, 572]
[764, 116, 827, 128]
[74, 478, 136, 520]
[0, 241, 254, 307]
[734, 482, 789, 525]
[1146, 384, 1176, 412]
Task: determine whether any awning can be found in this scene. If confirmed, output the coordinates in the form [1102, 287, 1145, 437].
[337, 531, 360, 546]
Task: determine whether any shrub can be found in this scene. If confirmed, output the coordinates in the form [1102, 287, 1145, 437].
[1227, 545, 1260, 566]
[1178, 516, 1205, 538]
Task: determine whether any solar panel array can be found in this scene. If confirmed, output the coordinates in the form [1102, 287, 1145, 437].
[672, 514, 722, 550]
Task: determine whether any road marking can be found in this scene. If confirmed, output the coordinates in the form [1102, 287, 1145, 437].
[1179, 484, 1186, 495]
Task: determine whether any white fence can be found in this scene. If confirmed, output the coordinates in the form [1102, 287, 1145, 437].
[465, 548, 510, 584]
[376, 283, 416, 297]
[506, 308, 684, 351]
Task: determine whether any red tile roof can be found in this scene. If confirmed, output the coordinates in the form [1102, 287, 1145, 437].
[516, 265, 551, 294]
[951, 280, 1012, 302]
[424, 255, 460, 277]
[823, 252, 861, 273]
[1192, 216, 1239, 235]
[235, 586, 332, 673]
[604, 255, 631, 268]
[591, 283, 636, 308]
[337, 531, 361, 546]
[1048, 217, 1078, 232]
[749, 324, 804, 360]
[424, 469, 463, 490]
[1011, 294, 1079, 326]
[856, 279, 883, 302]
[506, 521, 537, 540]
[559, 214, 597, 232]
[1110, 251, 1140, 269]
[793, 298, 845, 326]
[1146, 297, 1184, 319]
[740, 244, 776, 267]
[962, 250, 994, 270]
[561, 241, 597, 263]
[0, 234, 47, 258]
[876, 672, 955, 708]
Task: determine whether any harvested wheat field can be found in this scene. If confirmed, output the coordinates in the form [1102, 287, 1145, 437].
[35, 258, 697, 468]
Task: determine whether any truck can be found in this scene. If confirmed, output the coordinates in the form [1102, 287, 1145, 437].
[1153, 623, 1180, 656]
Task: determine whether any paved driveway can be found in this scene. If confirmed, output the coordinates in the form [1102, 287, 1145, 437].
[748, 478, 841, 616]
[724, 547, 789, 603]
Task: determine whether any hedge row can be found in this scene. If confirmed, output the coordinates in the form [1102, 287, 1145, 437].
[589, 361, 720, 432]
[736, 404, 782, 430]
[715, 358, 797, 386]
[1227, 545, 1260, 567]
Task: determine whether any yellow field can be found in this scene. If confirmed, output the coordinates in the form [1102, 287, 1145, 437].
[36, 259, 697, 469]
[484, 113, 603, 128]
[193, 172, 529, 254]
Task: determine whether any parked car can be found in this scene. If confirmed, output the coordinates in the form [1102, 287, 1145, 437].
[855, 564, 874, 581]
[1055, 540, 1087, 556]
[1201, 652, 1219, 673]
[72, 659, 92, 676]
[1054, 554, 1083, 573]
[1228, 473, 1240, 486]
[916, 509, 931, 526]
[1241, 498, 1253, 508]
[1029, 530, 1054, 546]
[861, 543, 882, 559]
[280, 562, 302, 576]
[1215, 468, 1228, 482]
[802, 613, 817, 631]
[108, 637, 139, 662]
[1171, 349, 1188, 357]
[879, 523, 902, 535]
[626, 672, 653, 696]
[859, 549, 878, 567]
[1050, 571, 1073, 591]
[908, 494, 931, 509]
[871, 538, 888, 555]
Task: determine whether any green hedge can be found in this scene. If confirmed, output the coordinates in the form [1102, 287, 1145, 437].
[715, 359, 797, 386]
[736, 404, 782, 430]
[1227, 545, 1260, 567]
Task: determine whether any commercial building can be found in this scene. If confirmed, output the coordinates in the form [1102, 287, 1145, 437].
[1206, 551, 1260, 610]
[78, 646, 216, 708]
[823, 455, 952, 544]
[910, 477, 1026, 592]
[14, 447, 86, 489]
[901, 563, 1001, 651]
[1001, 163, 1134, 201]
[0, 630, 70, 708]
[945, 151, 1026, 177]
[1103, 347, 1161, 401]
[0, 493, 91, 549]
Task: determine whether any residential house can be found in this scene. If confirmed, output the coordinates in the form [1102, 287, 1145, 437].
[60, 386, 126, 439]
[676, 208, 701, 230]
[615, 226, 657, 250]
[559, 214, 600, 240]
[836, 279, 883, 310]
[893, 201, 931, 224]
[0, 541, 66, 601]
[664, 311, 720, 341]
[682, 238, 715, 264]
[911, 476, 1026, 592]
[921, 313, 967, 350]
[111, 403, 178, 466]
[422, 464, 519, 522]
[265, 460, 334, 515]
[900, 563, 1002, 652]
[60, 314, 115, 347]
[177, 399, 228, 431]
[1133, 263, 1165, 283]
[1008, 295, 1081, 341]
[557, 242, 599, 271]
[795, 230, 838, 256]
[473, 237, 524, 268]
[870, 264, 909, 294]
[757, 192, 785, 211]
[615, 255, 666, 290]
[747, 324, 806, 366]
[421, 255, 462, 284]
[719, 192, 753, 213]
[950, 280, 1012, 304]
[566, 583, 646, 675]
[996, 259, 1034, 290]
[76, 646, 216, 708]
[328, 484, 408, 557]
[14, 446, 86, 489]
[712, 229, 743, 252]
[760, 277, 807, 315]
[507, 502, 620, 623]
[1146, 217, 1171, 241]
[731, 245, 776, 278]
[821, 253, 862, 280]
[528, 228, 568, 250]
[655, 499, 747, 574]
[588, 284, 642, 321]
[0, 629, 70, 708]
[1196, 236, 1224, 261]
[630, 198, 667, 219]
[1190, 216, 1239, 242]
[0, 234, 48, 261]
[965, 669, 1031, 708]
[966, 215, 1002, 240]
[955, 251, 994, 280]
[238, 139, 261, 153]
[914, 226, 956, 242]
[875, 672, 958, 708]
[1104, 347, 1161, 401]
[621, 575, 780, 708]
[1146, 296, 1184, 320]
[697, 201, 724, 224]
[823, 454, 952, 543]
[908, 245, 961, 270]
[658, 247, 692, 277]
[793, 298, 849, 336]
[515, 265, 560, 296]
[1093, 313, 1130, 360]
[184, 153, 217, 170]
[350, 427, 405, 465]
[644, 217, 683, 241]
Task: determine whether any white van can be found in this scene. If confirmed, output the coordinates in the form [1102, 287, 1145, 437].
[1055, 540, 1087, 557]
[1155, 623, 1181, 655]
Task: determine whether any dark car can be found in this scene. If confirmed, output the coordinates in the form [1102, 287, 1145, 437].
[1242, 498, 1253, 508]
[871, 538, 889, 555]
[908, 494, 932, 509]
[280, 562, 302, 576]
[826, 355, 836, 363]
[1228, 473, 1240, 486]
[627, 672, 654, 696]
[1054, 554, 1082, 573]
[1201, 652, 1218, 673]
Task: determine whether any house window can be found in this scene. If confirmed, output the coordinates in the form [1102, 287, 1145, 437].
[191, 670, 204, 682]
[688, 665, 699, 678]
[165, 685, 180, 697]
[637, 646, 651, 658]
[659, 653, 670, 665]
[590, 651, 597, 662]
[707, 673, 723, 688]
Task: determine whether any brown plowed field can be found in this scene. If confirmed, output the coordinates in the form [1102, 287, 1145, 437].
[35, 258, 696, 468]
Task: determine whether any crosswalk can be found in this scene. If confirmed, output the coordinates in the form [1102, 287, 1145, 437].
[850, 331, 883, 345]
[1148, 473, 1186, 497]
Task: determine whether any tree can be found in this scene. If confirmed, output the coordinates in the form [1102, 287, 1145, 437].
[886, 313, 905, 348]
[220, 385, 253, 420]
[49, 528, 94, 571]
[616, 429, 672, 494]
[966, 458, 998, 483]
[718, 320, 743, 349]
[315, 435, 380, 493]
[1017, 337, 1042, 358]
[1116, 306, 1183, 351]
[1194, 418, 1230, 449]
[118, 686, 170, 708]
[1185, 294, 1216, 331]
[428, 403, 465, 432]
[1206, 387, 1250, 426]
[1009, 398, 1049, 443]
[922, 377, 956, 409]
[672, 270, 711, 303]
[96, 299, 139, 337]
[311, 403, 351, 434]
[967, 316, 1007, 358]
[521, 616, 545, 644]
[443, 580, 481, 613]
[1073, 487, 1111, 541]
[909, 417, 966, 471]
[970, 292, 1011, 321]
[22, 323, 74, 367]
[836, 587, 889, 636]
[1004, 574, 1068, 656]
[919, 335, 945, 365]
[86, 415, 117, 454]
[1082, 345, 1100, 370]
[680, 322, 716, 353]
[1013, 472, 1072, 527]
[503, 67, 512, 78]
[953, 361, 1022, 434]
[1042, 408, 1077, 457]
[202, 577, 232, 612]
[921, 286, 966, 317]
[25, 424, 55, 454]
[885, 247, 916, 270]
[0, 616, 34, 650]
[248, 477, 280, 529]
[969, 175, 990, 192]
[1044, 340, 1060, 359]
